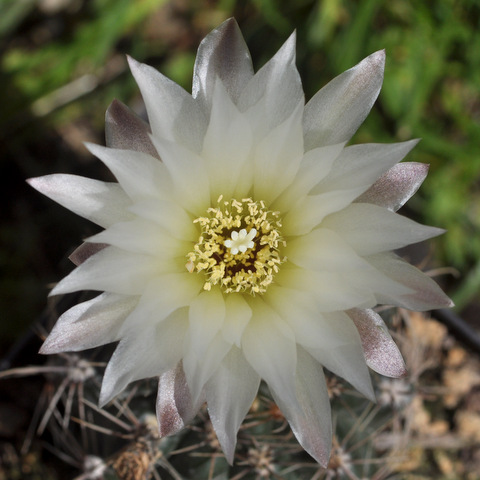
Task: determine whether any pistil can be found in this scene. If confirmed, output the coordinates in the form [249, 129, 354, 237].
[187, 196, 285, 294]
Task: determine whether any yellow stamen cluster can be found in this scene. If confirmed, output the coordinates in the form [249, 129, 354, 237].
[187, 196, 285, 295]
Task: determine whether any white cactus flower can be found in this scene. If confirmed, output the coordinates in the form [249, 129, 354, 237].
[28, 19, 452, 466]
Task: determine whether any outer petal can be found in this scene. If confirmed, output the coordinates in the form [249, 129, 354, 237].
[282, 190, 365, 236]
[105, 99, 159, 158]
[85, 143, 171, 201]
[187, 289, 225, 357]
[156, 362, 205, 437]
[273, 142, 345, 212]
[285, 228, 374, 272]
[201, 79, 253, 202]
[128, 56, 207, 153]
[303, 50, 385, 149]
[50, 247, 160, 296]
[69, 242, 107, 266]
[99, 308, 188, 406]
[265, 286, 364, 350]
[242, 298, 298, 406]
[120, 273, 203, 332]
[252, 101, 304, 204]
[86, 219, 191, 258]
[269, 348, 332, 467]
[311, 140, 419, 196]
[205, 346, 260, 464]
[127, 198, 197, 241]
[40, 293, 137, 354]
[192, 18, 254, 109]
[221, 294, 252, 347]
[238, 32, 304, 140]
[150, 135, 211, 217]
[182, 291, 229, 404]
[355, 162, 429, 211]
[275, 265, 375, 312]
[183, 333, 231, 408]
[321, 203, 444, 256]
[305, 312, 375, 401]
[348, 308, 407, 378]
[27, 175, 132, 228]
[183, 286, 227, 402]
[367, 252, 454, 310]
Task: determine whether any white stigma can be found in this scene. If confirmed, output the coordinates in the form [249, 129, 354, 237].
[224, 228, 257, 255]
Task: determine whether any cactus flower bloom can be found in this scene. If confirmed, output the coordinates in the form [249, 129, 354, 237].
[28, 19, 452, 466]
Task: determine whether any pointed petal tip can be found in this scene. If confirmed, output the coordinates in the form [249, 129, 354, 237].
[48, 285, 60, 297]
[38, 343, 50, 355]
[126, 55, 145, 77]
[83, 141, 96, 154]
[126, 54, 138, 67]
[38, 340, 63, 356]
[444, 298, 455, 308]
[26, 176, 48, 194]
[105, 98, 122, 121]
[98, 386, 114, 408]
[218, 17, 239, 31]
[370, 48, 386, 66]
[317, 454, 330, 469]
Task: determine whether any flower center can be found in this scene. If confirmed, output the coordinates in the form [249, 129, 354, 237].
[187, 196, 285, 295]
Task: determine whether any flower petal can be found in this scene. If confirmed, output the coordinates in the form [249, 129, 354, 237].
[157, 362, 205, 437]
[273, 142, 345, 212]
[69, 242, 107, 266]
[252, 101, 304, 204]
[86, 219, 191, 257]
[120, 273, 203, 332]
[367, 252, 454, 310]
[238, 31, 303, 140]
[286, 228, 372, 272]
[276, 265, 375, 311]
[348, 308, 407, 378]
[183, 288, 228, 398]
[85, 143, 171, 201]
[40, 293, 137, 354]
[50, 247, 160, 296]
[269, 347, 332, 467]
[105, 99, 159, 158]
[193, 18, 254, 109]
[128, 199, 197, 241]
[183, 333, 231, 408]
[242, 298, 297, 406]
[205, 346, 260, 464]
[128, 56, 207, 153]
[303, 50, 385, 149]
[322, 203, 444, 256]
[265, 286, 362, 350]
[27, 175, 132, 228]
[355, 162, 429, 211]
[221, 293, 252, 347]
[150, 135, 211, 217]
[187, 289, 226, 358]
[311, 140, 419, 196]
[201, 79, 253, 201]
[283, 141, 420, 234]
[282, 190, 362, 236]
[100, 308, 188, 406]
[305, 311, 375, 401]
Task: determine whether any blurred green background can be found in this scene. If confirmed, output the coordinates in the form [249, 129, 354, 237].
[1, 0, 479, 353]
